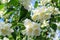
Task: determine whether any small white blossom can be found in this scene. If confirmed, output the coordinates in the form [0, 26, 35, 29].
[48, 6, 60, 15]
[47, 6, 55, 12]
[23, 19, 41, 36]
[53, 8, 60, 15]
[24, 19, 32, 28]
[0, 22, 14, 36]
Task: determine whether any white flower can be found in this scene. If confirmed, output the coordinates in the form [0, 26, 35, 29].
[3, 37, 9, 40]
[23, 19, 41, 36]
[0, 22, 14, 36]
[31, 6, 51, 22]
[48, 6, 60, 15]
[32, 22, 40, 36]
[24, 19, 32, 28]
[40, 0, 51, 5]
[53, 8, 60, 15]
[47, 6, 55, 12]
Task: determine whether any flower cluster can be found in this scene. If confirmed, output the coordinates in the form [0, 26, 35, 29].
[0, 0, 60, 40]
[0, 22, 14, 36]
[31, 6, 51, 22]
[31, 6, 60, 22]
[21, 0, 60, 38]
[23, 19, 40, 36]
[20, 0, 60, 38]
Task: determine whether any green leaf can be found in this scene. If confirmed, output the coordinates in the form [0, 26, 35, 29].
[34, 1, 38, 8]
[19, 6, 28, 21]
[0, 4, 4, 10]
[8, 0, 19, 7]
[50, 23, 57, 31]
